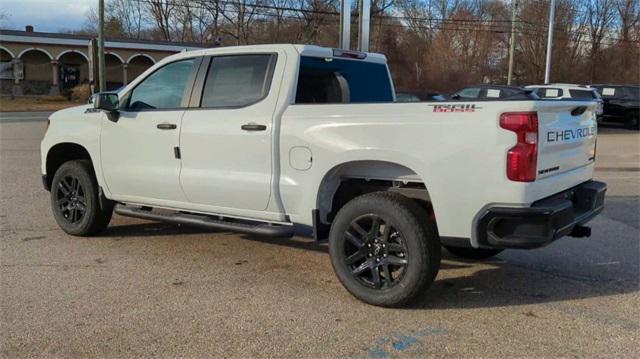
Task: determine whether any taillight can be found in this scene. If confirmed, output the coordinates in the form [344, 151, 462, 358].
[500, 112, 538, 182]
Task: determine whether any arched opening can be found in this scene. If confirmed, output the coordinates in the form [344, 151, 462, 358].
[0, 48, 14, 95]
[57, 51, 89, 92]
[105, 53, 124, 90]
[0, 48, 14, 60]
[19, 49, 53, 95]
[127, 54, 155, 83]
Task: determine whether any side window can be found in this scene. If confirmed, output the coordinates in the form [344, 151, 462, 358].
[128, 58, 196, 110]
[200, 54, 274, 108]
[457, 88, 481, 99]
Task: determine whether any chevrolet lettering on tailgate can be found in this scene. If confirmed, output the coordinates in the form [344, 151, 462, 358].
[547, 126, 597, 142]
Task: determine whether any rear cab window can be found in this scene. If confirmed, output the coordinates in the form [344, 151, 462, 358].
[295, 56, 393, 104]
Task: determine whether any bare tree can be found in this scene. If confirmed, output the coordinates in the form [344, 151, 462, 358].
[618, 0, 640, 41]
[584, 0, 617, 81]
[191, 0, 226, 44]
[108, 0, 146, 39]
[146, 0, 176, 40]
[76, 0, 638, 90]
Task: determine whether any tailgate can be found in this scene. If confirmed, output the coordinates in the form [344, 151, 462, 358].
[536, 101, 597, 179]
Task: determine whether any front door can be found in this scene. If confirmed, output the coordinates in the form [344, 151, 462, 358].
[179, 53, 278, 212]
[100, 57, 198, 204]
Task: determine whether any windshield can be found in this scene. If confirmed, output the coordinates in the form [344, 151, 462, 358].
[534, 87, 562, 98]
[569, 89, 597, 99]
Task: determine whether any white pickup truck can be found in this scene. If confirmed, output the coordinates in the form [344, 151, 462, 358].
[41, 45, 606, 307]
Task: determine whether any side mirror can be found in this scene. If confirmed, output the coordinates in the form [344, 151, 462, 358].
[451, 94, 461, 100]
[94, 93, 120, 122]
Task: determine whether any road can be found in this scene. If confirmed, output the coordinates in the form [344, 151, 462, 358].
[0, 112, 54, 123]
[1, 112, 638, 357]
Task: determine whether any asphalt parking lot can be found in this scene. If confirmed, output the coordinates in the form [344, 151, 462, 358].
[1, 112, 638, 357]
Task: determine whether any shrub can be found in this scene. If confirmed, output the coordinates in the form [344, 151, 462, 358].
[70, 83, 91, 102]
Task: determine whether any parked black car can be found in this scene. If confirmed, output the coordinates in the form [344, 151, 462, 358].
[449, 85, 535, 101]
[396, 90, 446, 102]
[589, 84, 640, 130]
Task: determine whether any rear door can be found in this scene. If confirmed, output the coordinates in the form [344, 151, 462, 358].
[536, 102, 598, 179]
[179, 53, 278, 211]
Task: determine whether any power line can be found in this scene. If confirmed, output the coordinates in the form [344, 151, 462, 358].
[125, 0, 639, 44]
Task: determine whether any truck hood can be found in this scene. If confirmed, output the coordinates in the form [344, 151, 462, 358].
[49, 104, 93, 122]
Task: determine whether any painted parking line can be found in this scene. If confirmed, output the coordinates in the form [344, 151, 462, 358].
[353, 325, 449, 359]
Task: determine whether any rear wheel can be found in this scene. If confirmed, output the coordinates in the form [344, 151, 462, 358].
[444, 245, 503, 260]
[50, 160, 113, 236]
[328, 192, 441, 307]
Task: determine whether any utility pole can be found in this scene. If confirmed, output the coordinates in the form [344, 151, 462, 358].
[98, 0, 106, 92]
[507, 0, 518, 85]
[357, 0, 370, 52]
[339, 0, 351, 50]
[544, 0, 556, 84]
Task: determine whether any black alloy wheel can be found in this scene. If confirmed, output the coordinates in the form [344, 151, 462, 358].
[328, 192, 441, 307]
[343, 214, 409, 289]
[55, 174, 87, 224]
[50, 160, 113, 236]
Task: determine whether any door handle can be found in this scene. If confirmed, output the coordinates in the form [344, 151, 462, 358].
[157, 123, 177, 130]
[241, 123, 267, 131]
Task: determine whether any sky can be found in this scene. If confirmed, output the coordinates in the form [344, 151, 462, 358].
[1, 0, 95, 33]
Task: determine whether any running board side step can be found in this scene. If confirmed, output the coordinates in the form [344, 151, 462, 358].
[114, 205, 294, 238]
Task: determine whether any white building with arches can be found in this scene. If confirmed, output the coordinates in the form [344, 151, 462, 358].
[0, 26, 205, 95]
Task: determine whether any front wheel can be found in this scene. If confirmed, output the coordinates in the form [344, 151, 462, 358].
[328, 192, 441, 307]
[50, 160, 113, 236]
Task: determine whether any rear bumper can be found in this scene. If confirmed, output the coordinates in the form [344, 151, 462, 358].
[476, 180, 606, 249]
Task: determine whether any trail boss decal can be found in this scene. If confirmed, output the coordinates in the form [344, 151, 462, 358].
[546, 126, 596, 143]
[429, 104, 481, 112]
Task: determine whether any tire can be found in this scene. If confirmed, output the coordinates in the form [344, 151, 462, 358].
[624, 112, 639, 130]
[328, 192, 441, 307]
[444, 245, 503, 260]
[50, 160, 113, 236]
